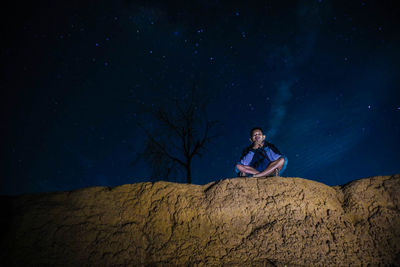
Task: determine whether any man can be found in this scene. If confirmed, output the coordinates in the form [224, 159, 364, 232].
[235, 127, 287, 177]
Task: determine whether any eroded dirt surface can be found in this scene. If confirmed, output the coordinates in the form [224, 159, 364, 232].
[1, 175, 399, 266]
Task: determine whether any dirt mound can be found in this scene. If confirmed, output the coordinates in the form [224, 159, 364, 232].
[1, 175, 399, 266]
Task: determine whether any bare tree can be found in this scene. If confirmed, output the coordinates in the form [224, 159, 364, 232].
[134, 88, 219, 184]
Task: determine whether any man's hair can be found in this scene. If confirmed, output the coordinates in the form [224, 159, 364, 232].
[250, 127, 264, 137]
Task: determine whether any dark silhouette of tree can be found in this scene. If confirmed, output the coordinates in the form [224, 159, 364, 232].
[134, 87, 219, 184]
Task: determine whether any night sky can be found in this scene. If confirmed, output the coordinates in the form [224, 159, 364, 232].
[1, 0, 399, 195]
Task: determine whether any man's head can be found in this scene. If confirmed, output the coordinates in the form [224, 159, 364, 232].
[249, 127, 266, 144]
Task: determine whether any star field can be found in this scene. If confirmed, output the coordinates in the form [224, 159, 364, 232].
[1, 0, 399, 194]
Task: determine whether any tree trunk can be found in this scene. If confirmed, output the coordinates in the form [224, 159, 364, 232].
[186, 164, 192, 184]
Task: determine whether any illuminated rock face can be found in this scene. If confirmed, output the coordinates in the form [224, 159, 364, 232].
[1, 175, 400, 266]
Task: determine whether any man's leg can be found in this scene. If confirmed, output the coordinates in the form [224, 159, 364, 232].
[253, 157, 285, 178]
[236, 164, 260, 176]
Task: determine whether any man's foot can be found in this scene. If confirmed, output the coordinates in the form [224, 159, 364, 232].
[274, 168, 280, 177]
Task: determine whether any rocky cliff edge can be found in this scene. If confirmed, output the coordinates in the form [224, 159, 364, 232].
[1, 175, 400, 266]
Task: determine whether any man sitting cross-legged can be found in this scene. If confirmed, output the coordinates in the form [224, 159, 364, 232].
[235, 127, 287, 178]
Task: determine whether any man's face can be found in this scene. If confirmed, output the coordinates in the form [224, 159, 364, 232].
[250, 129, 265, 144]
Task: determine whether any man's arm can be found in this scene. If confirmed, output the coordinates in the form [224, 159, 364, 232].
[235, 150, 258, 176]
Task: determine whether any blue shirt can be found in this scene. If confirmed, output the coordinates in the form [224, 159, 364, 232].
[235, 143, 288, 175]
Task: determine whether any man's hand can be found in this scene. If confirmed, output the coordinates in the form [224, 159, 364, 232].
[253, 141, 263, 149]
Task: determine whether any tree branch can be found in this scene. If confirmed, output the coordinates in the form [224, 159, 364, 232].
[155, 108, 184, 139]
[136, 122, 186, 167]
